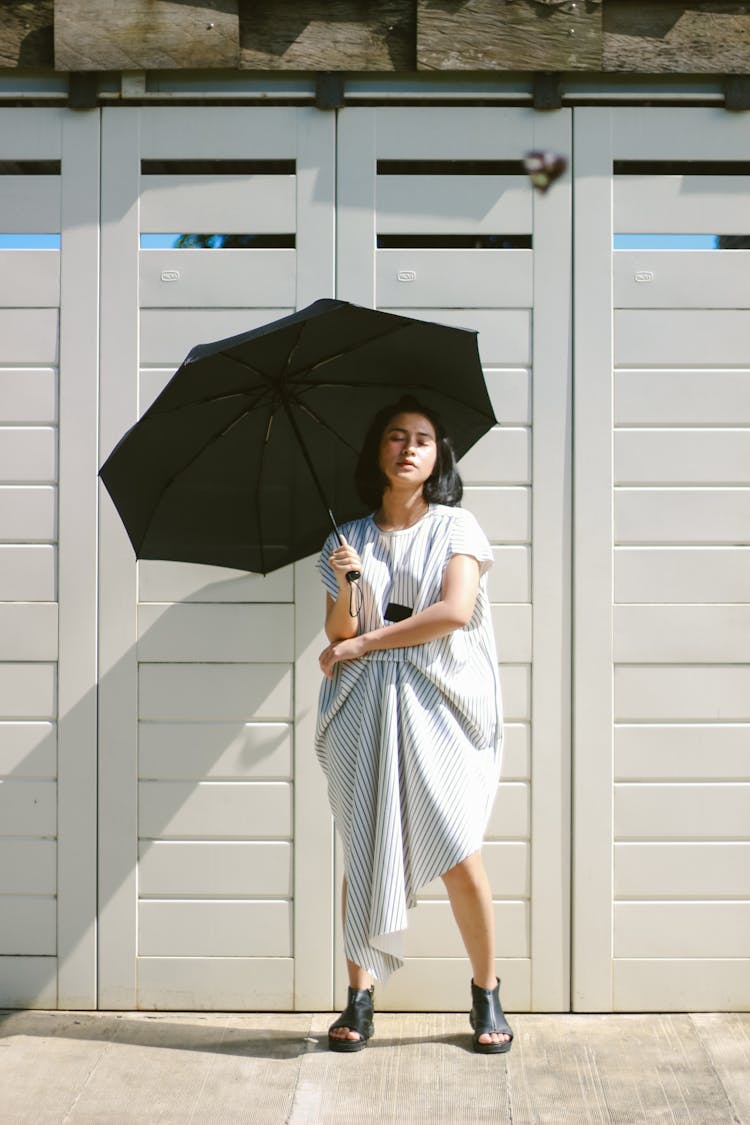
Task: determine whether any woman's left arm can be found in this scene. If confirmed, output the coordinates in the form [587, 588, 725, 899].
[319, 554, 479, 678]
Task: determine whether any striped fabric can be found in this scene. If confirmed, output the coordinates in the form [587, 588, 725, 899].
[315, 504, 504, 982]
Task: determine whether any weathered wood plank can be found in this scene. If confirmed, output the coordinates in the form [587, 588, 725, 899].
[54, 0, 240, 71]
[0, 1, 53, 68]
[418, 0, 603, 71]
[239, 0, 415, 71]
[604, 2, 750, 74]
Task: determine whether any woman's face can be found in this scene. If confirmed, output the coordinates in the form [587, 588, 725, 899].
[378, 411, 438, 493]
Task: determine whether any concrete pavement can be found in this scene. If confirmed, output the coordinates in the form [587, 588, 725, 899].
[1, 1010, 748, 1124]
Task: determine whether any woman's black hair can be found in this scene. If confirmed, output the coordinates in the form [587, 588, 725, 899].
[354, 395, 463, 511]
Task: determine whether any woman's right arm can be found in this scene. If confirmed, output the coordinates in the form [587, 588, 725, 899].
[324, 536, 363, 642]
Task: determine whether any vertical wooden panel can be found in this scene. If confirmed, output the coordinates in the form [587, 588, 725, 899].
[572, 108, 614, 1012]
[98, 107, 140, 1009]
[529, 108, 572, 1013]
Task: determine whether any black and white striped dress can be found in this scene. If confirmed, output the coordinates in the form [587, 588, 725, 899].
[315, 504, 504, 982]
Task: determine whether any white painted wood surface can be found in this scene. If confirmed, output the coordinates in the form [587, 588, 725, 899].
[575, 107, 750, 1012]
[97, 106, 336, 1013]
[336, 105, 571, 1014]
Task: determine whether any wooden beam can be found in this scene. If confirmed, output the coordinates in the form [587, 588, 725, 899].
[239, 0, 415, 71]
[603, 2, 750, 74]
[54, 0, 240, 71]
[417, 0, 603, 72]
[0, 1, 53, 68]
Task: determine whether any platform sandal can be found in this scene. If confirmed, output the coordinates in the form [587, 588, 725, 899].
[328, 986, 375, 1053]
[469, 978, 513, 1055]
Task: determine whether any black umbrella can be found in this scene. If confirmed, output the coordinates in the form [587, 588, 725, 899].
[99, 299, 497, 574]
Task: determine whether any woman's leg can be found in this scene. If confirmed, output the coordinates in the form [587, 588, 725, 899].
[329, 878, 373, 1043]
[442, 850, 510, 1046]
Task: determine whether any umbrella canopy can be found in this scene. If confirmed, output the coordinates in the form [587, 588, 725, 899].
[99, 299, 497, 574]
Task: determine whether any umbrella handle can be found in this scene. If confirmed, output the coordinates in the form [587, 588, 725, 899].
[333, 521, 360, 582]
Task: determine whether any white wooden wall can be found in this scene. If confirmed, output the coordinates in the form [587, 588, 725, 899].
[0, 109, 99, 1008]
[574, 108, 750, 1012]
[337, 107, 572, 1012]
[1, 102, 747, 1013]
[98, 108, 336, 1009]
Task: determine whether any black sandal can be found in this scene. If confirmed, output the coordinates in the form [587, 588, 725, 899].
[327, 986, 375, 1053]
[469, 978, 513, 1054]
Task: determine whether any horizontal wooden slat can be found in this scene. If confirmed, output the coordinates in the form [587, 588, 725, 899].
[0, 957, 57, 1010]
[139, 900, 291, 957]
[486, 781, 529, 839]
[54, 0, 239, 71]
[138, 780, 291, 839]
[382, 308, 531, 366]
[615, 429, 750, 486]
[615, 489, 750, 546]
[420, 843, 529, 901]
[615, 842, 750, 898]
[615, 547, 750, 603]
[0, 780, 56, 835]
[0, 896, 55, 955]
[499, 723, 530, 781]
[614, 177, 750, 235]
[0, 545, 56, 601]
[139, 840, 292, 898]
[373, 107, 536, 160]
[615, 724, 750, 782]
[137, 956, 293, 1010]
[487, 546, 530, 604]
[240, 0, 414, 71]
[499, 665, 530, 723]
[139, 721, 292, 781]
[139, 249, 296, 309]
[615, 311, 750, 367]
[0, 370, 56, 425]
[491, 604, 532, 664]
[405, 900, 528, 957]
[0, 840, 56, 895]
[0, 604, 57, 661]
[604, 3, 750, 75]
[0, 486, 56, 542]
[0, 178, 60, 233]
[0, 427, 56, 483]
[615, 370, 750, 426]
[376, 956, 530, 1012]
[139, 308, 292, 367]
[615, 902, 750, 959]
[140, 108, 299, 160]
[377, 248, 532, 308]
[138, 558, 293, 603]
[484, 369, 531, 426]
[615, 667, 750, 723]
[138, 663, 292, 722]
[138, 604, 293, 663]
[0, 665, 56, 720]
[615, 782, 750, 839]
[140, 176, 295, 235]
[463, 487, 530, 544]
[460, 427, 530, 485]
[614, 606, 750, 664]
[0, 310, 58, 364]
[0, 252, 59, 308]
[0, 722, 56, 777]
[613, 959, 750, 1013]
[377, 177, 531, 235]
[418, 0, 602, 72]
[614, 252, 750, 311]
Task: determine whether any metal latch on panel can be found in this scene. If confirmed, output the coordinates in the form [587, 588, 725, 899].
[397, 270, 416, 282]
[161, 270, 180, 282]
[634, 271, 654, 283]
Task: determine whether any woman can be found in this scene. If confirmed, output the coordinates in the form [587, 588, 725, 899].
[315, 396, 512, 1055]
